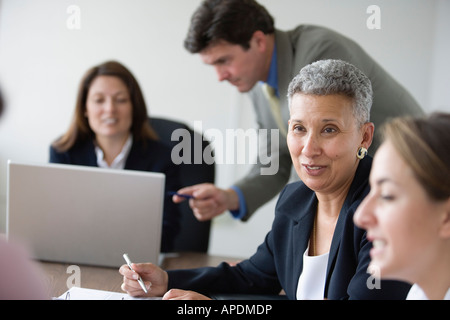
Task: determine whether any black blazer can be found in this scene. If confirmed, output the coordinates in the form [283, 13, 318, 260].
[49, 138, 181, 252]
[167, 157, 411, 299]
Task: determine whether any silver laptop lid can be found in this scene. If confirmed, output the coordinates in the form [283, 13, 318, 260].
[6, 161, 165, 268]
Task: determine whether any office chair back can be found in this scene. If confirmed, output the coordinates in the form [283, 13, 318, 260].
[149, 117, 215, 253]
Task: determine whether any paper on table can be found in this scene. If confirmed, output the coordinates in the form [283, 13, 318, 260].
[55, 286, 161, 300]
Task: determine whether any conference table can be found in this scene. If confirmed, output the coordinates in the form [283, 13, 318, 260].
[39, 252, 241, 298]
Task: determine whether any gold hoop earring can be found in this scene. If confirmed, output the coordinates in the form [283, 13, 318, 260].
[357, 147, 368, 160]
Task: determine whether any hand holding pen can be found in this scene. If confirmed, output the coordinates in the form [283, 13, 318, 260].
[170, 183, 240, 221]
[120, 256, 169, 297]
[122, 254, 148, 294]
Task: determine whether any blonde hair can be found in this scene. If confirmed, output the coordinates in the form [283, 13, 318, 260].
[381, 112, 450, 201]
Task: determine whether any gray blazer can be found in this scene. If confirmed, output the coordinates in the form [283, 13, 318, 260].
[235, 25, 423, 220]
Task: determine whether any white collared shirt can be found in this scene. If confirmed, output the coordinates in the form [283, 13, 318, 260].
[95, 135, 133, 170]
[406, 284, 450, 300]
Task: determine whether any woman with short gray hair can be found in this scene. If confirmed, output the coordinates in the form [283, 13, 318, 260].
[288, 59, 372, 128]
[120, 60, 411, 300]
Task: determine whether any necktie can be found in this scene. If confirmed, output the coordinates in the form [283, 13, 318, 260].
[261, 83, 287, 137]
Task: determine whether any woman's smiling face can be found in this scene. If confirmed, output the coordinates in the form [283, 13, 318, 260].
[287, 93, 372, 196]
[85, 75, 133, 142]
[354, 140, 447, 282]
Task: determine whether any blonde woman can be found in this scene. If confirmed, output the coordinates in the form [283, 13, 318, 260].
[354, 113, 450, 300]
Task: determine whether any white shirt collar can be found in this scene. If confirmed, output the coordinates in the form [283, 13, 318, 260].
[407, 283, 450, 300]
[95, 135, 133, 170]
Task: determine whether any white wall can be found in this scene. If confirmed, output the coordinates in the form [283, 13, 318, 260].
[0, 0, 448, 258]
[429, 0, 450, 112]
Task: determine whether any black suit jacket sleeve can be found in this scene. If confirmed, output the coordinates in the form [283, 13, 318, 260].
[167, 232, 282, 296]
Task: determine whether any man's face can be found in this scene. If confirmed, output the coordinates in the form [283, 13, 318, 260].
[199, 35, 268, 93]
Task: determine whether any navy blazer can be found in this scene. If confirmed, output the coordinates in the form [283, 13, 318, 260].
[167, 157, 411, 299]
[49, 138, 181, 252]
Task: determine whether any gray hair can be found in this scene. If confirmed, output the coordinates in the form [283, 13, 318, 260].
[287, 59, 373, 126]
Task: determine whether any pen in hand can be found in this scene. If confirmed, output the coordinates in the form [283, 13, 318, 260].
[123, 253, 148, 294]
[167, 191, 195, 199]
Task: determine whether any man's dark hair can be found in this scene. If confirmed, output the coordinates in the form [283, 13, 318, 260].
[184, 0, 275, 53]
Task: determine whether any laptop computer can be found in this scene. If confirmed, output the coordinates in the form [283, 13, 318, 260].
[6, 160, 165, 268]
